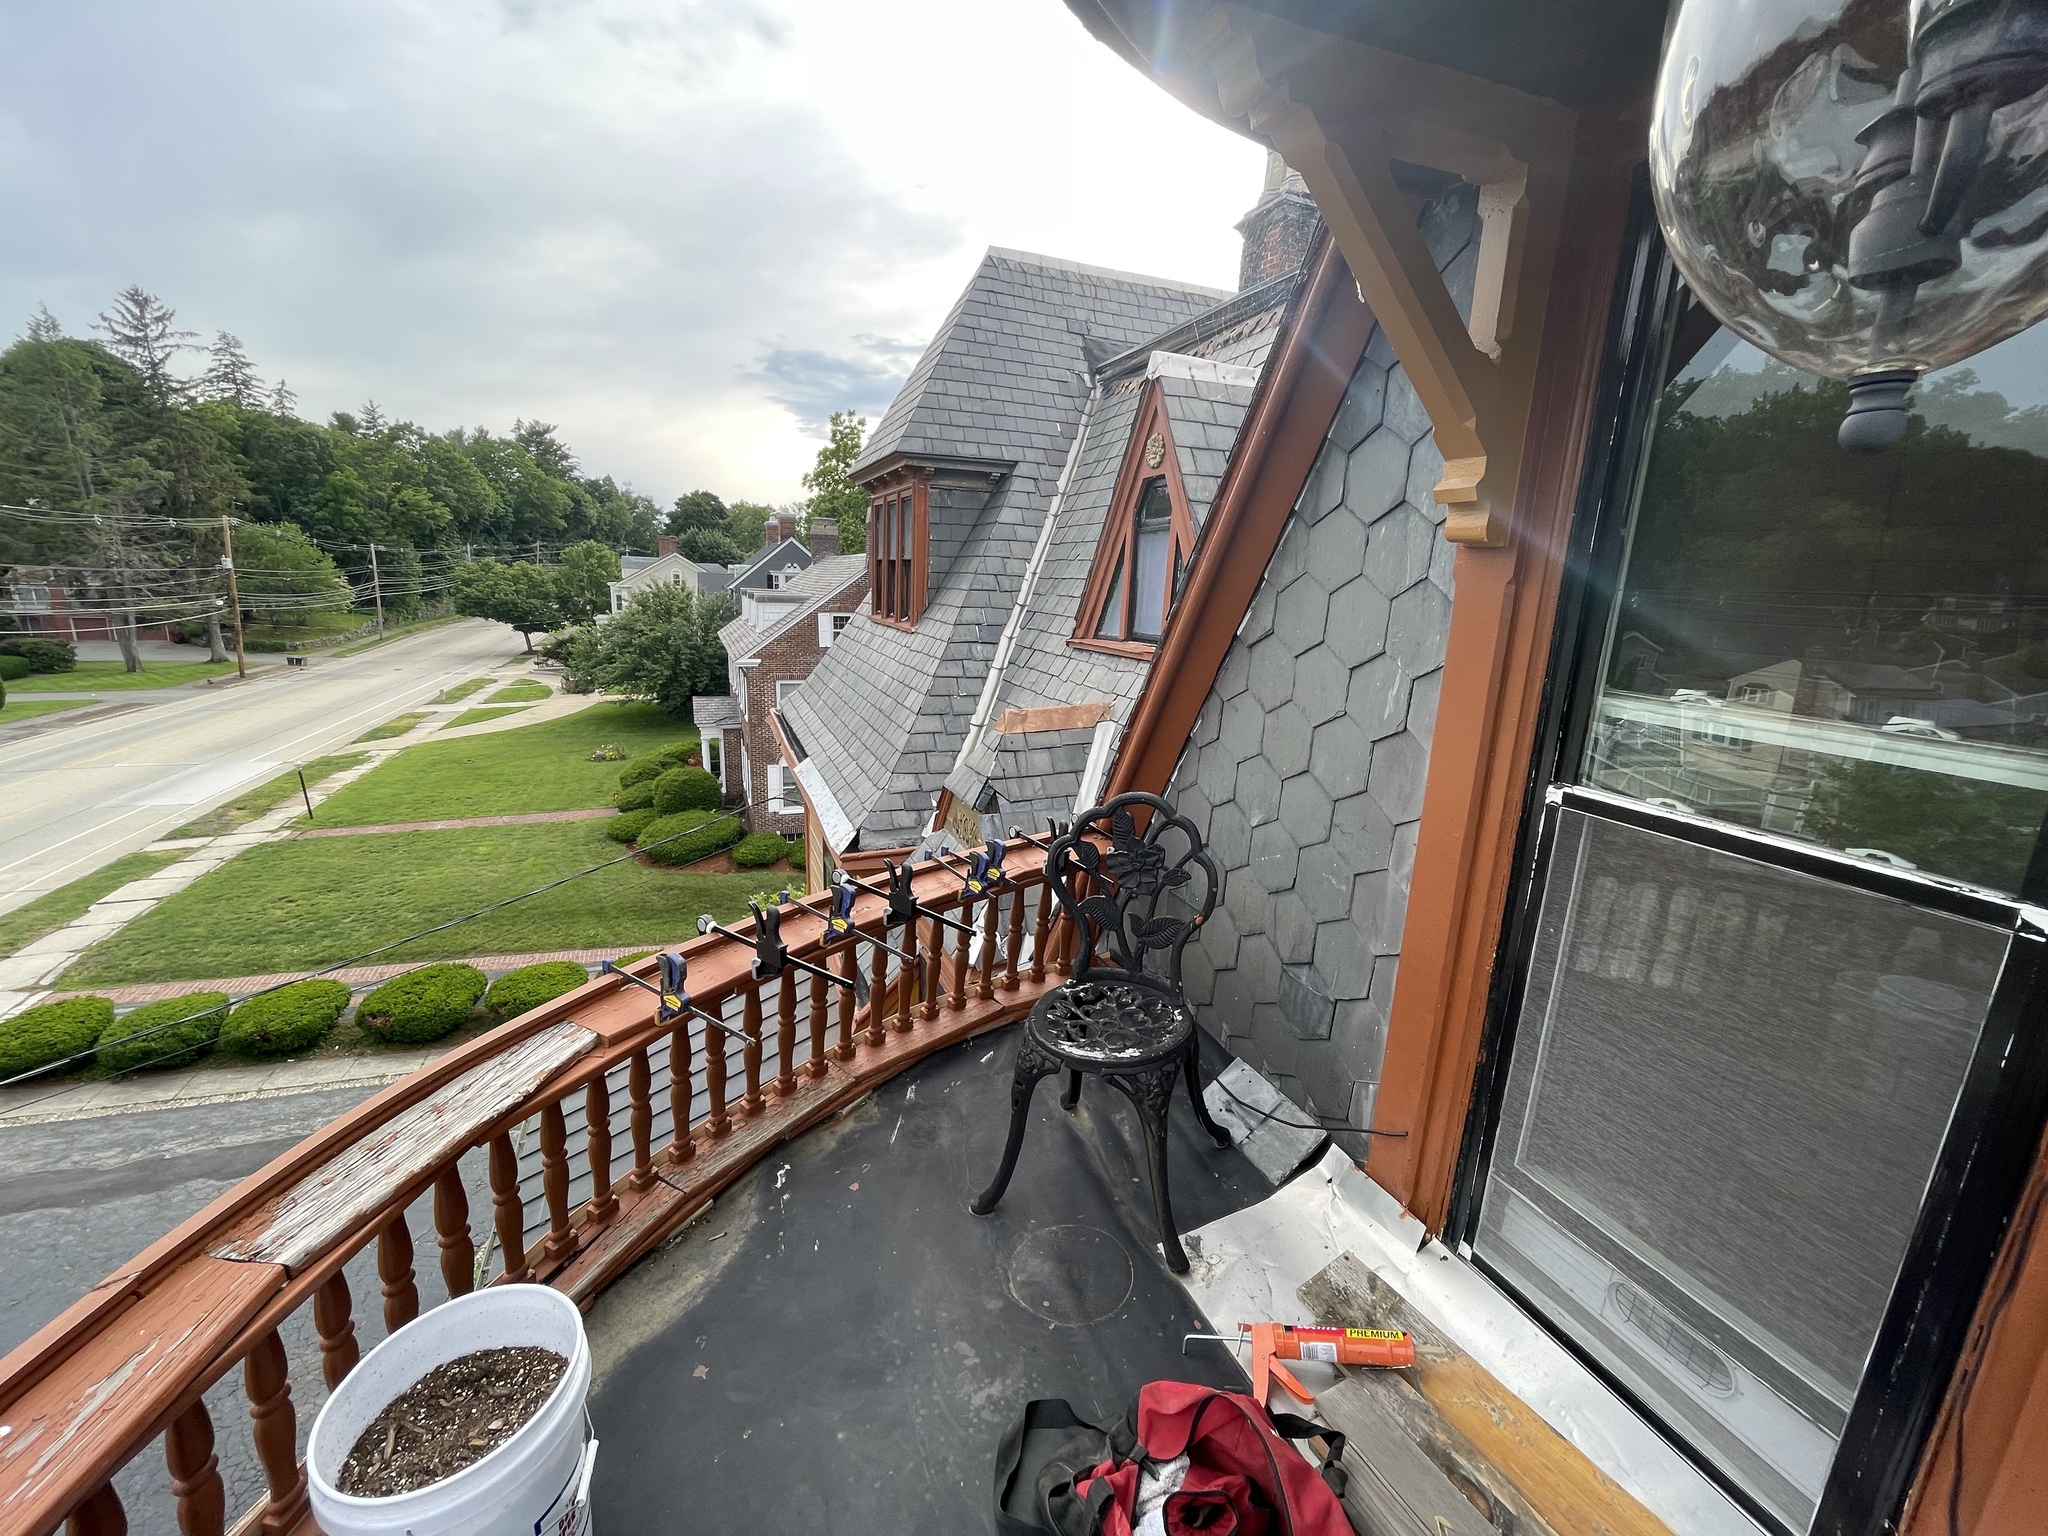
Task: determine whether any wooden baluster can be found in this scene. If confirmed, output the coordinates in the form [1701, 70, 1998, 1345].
[435, 1164, 475, 1298]
[951, 898, 972, 1011]
[627, 1047, 658, 1189]
[585, 1076, 618, 1222]
[244, 1329, 310, 1536]
[166, 1400, 225, 1536]
[540, 1100, 575, 1262]
[67, 1482, 126, 1535]
[674, 1015, 710, 1152]
[834, 941, 857, 1060]
[313, 1272, 359, 1389]
[921, 916, 941, 1022]
[701, 1005, 730, 1138]
[775, 967, 797, 1095]
[806, 958, 829, 1077]
[978, 891, 1000, 1001]
[895, 919, 917, 1033]
[1030, 878, 1052, 984]
[1004, 884, 1026, 992]
[379, 1212, 420, 1331]
[741, 983, 765, 1114]
[490, 1132, 530, 1283]
[867, 927, 889, 1046]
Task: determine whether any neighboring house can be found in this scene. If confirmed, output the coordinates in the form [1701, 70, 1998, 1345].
[726, 513, 815, 597]
[606, 535, 733, 616]
[695, 553, 867, 847]
[779, 244, 1252, 859]
[4, 578, 181, 642]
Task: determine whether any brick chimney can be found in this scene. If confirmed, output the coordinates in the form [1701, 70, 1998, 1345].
[1236, 151, 1320, 289]
[656, 533, 677, 558]
[765, 513, 798, 550]
[809, 516, 839, 557]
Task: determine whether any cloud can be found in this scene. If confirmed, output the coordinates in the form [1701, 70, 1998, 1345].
[0, 1, 1265, 505]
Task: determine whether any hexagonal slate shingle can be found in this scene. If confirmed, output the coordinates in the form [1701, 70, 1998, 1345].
[1273, 580, 1329, 657]
[1344, 428, 1411, 522]
[1308, 713, 1371, 799]
[1323, 577, 1391, 669]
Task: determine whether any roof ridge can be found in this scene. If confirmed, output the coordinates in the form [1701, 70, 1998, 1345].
[980, 246, 1233, 300]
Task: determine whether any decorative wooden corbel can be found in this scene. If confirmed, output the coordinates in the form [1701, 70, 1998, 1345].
[1186, 7, 1576, 549]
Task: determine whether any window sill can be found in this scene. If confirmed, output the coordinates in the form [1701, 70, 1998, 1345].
[1068, 636, 1157, 660]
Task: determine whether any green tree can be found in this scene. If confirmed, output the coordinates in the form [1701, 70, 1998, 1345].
[201, 334, 264, 407]
[452, 558, 563, 651]
[92, 287, 195, 405]
[553, 539, 620, 623]
[667, 489, 726, 537]
[726, 499, 773, 553]
[228, 522, 351, 628]
[590, 582, 736, 717]
[801, 410, 868, 554]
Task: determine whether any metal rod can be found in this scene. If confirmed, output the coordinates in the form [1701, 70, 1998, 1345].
[696, 917, 855, 990]
[600, 957, 751, 1038]
[784, 895, 917, 962]
[840, 873, 975, 935]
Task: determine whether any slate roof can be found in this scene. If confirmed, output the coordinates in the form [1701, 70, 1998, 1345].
[785, 249, 1234, 851]
[716, 554, 868, 664]
[691, 695, 742, 731]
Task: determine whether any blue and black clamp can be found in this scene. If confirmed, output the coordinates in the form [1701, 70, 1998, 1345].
[932, 838, 1006, 899]
[841, 859, 975, 937]
[784, 878, 918, 962]
[600, 952, 747, 1040]
[696, 902, 853, 990]
[1008, 819, 1069, 855]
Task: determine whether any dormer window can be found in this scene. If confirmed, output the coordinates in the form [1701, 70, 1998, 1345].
[866, 472, 928, 628]
[1075, 383, 1196, 654]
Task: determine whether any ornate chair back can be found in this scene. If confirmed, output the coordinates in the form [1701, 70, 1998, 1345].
[1046, 792, 1218, 994]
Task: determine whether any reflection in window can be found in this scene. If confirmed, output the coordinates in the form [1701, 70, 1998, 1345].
[1130, 480, 1174, 641]
[1586, 298, 2048, 893]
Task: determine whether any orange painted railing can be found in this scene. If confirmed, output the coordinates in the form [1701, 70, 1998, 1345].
[0, 840, 1066, 1536]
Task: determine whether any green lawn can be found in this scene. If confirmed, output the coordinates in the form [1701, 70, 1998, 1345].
[0, 698, 90, 722]
[8, 659, 247, 693]
[309, 701, 694, 826]
[244, 611, 365, 647]
[60, 820, 761, 985]
[441, 677, 493, 703]
[169, 753, 370, 838]
[0, 850, 185, 958]
[486, 680, 551, 704]
[356, 712, 430, 742]
[449, 705, 528, 728]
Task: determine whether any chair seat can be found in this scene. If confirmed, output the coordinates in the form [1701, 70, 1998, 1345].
[1026, 979, 1193, 1068]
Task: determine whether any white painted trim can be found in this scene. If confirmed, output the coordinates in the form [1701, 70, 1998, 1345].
[1146, 350, 1260, 387]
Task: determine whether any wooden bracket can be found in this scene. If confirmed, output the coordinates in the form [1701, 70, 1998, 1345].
[1187, 6, 1576, 549]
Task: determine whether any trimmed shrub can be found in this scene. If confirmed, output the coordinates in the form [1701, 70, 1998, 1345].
[615, 779, 656, 812]
[98, 992, 228, 1073]
[606, 807, 660, 844]
[617, 757, 665, 790]
[0, 637, 77, 673]
[638, 811, 741, 866]
[357, 963, 488, 1045]
[484, 961, 590, 1023]
[652, 766, 722, 815]
[221, 979, 352, 1059]
[0, 675, 7, 711]
[733, 832, 788, 869]
[788, 838, 806, 873]
[0, 996, 112, 1080]
[0, 655, 28, 681]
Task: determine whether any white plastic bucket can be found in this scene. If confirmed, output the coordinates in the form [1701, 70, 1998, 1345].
[307, 1286, 597, 1536]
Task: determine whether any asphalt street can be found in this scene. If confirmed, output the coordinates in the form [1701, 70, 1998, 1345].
[0, 618, 520, 916]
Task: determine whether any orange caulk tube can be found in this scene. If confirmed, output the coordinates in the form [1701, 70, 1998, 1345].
[1243, 1322, 1417, 1406]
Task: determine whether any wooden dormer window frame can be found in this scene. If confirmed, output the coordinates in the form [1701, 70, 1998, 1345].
[865, 470, 929, 630]
[1073, 380, 1197, 658]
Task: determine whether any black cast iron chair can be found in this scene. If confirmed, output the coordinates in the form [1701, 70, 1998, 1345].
[970, 791, 1231, 1272]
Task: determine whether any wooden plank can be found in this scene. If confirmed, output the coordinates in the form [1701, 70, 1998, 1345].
[1302, 1254, 1672, 1536]
[995, 701, 1113, 736]
[214, 1023, 596, 1269]
[1318, 1376, 1495, 1536]
[0, 1258, 281, 1528]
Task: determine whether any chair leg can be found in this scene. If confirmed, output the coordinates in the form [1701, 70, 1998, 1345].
[1184, 1041, 1232, 1148]
[972, 1042, 1055, 1216]
[1112, 1065, 1188, 1273]
[1061, 1069, 1084, 1111]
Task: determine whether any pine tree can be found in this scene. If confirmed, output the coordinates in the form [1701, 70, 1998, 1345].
[202, 332, 264, 407]
[92, 286, 195, 404]
[268, 378, 297, 417]
[23, 305, 62, 343]
[358, 399, 388, 434]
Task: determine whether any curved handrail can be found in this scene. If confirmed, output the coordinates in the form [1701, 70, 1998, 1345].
[0, 839, 1065, 1536]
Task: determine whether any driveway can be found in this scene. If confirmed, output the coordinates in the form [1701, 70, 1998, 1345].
[0, 619, 521, 916]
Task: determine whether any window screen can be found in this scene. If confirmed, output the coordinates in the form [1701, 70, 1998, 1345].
[1475, 804, 2008, 1531]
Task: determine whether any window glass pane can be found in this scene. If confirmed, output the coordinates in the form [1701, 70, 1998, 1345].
[1584, 308, 2048, 892]
[1095, 552, 1127, 639]
[1476, 807, 2007, 1530]
[1130, 479, 1173, 641]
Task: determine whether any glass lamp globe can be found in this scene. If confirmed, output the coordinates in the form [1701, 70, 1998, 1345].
[1650, 0, 2048, 449]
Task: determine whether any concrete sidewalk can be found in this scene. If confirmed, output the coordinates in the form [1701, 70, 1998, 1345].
[0, 1042, 454, 1126]
[49, 946, 632, 1006]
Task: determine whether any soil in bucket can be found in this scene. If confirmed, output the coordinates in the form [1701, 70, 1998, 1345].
[338, 1345, 567, 1498]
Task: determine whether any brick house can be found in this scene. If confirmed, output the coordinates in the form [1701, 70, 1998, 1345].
[694, 547, 867, 843]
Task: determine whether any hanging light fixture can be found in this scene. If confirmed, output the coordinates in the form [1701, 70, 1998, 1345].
[1651, 0, 2048, 449]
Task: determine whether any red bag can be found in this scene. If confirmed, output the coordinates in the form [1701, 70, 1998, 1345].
[1061, 1382, 1352, 1536]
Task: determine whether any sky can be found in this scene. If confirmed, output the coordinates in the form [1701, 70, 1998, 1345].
[0, 1, 1268, 509]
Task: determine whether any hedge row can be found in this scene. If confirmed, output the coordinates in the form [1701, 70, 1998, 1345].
[615, 779, 656, 812]
[651, 766, 722, 815]
[0, 637, 75, 672]
[484, 961, 590, 1024]
[0, 997, 111, 1080]
[607, 807, 661, 844]
[0, 655, 27, 682]
[733, 832, 790, 869]
[638, 811, 741, 866]
[221, 979, 352, 1059]
[99, 992, 228, 1074]
[616, 740, 699, 790]
[357, 963, 487, 1045]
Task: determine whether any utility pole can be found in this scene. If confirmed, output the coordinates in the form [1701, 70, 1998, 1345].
[368, 543, 386, 633]
[219, 515, 246, 679]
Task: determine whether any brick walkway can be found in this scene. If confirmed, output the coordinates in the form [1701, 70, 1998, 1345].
[293, 807, 618, 838]
[50, 947, 640, 1006]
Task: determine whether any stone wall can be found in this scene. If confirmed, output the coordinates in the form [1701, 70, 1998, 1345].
[1166, 182, 1478, 1158]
